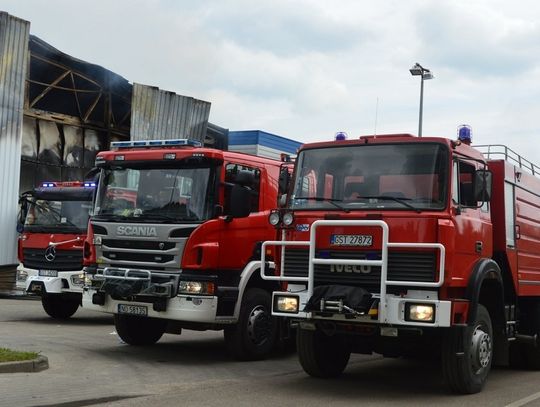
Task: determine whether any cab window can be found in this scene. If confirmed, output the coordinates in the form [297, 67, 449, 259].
[224, 163, 261, 213]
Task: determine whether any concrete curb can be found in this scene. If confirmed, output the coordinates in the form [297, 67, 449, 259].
[0, 355, 49, 373]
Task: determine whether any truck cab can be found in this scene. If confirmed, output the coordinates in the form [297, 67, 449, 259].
[260, 134, 540, 394]
[83, 139, 288, 360]
[16, 181, 95, 319]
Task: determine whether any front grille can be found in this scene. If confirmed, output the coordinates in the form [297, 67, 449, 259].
[22, 248, 83, 271]
[283, 248, 437, 292]
[102, 251, 174, 263]
[103, 239, 175, 251]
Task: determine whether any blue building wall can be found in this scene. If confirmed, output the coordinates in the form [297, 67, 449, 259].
[228, 130, 301, 155]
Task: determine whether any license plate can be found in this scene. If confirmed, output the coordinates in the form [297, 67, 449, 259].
[39, 270, 58, 277]
[331, 234, 373, 246]
[118, 304, 148, 316]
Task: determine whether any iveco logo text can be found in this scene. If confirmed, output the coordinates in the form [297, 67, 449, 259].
[117, 226, 158, 237]
[330, 264, 372, 274]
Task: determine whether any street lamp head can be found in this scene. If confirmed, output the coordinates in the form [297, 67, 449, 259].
[422, 71, 434, 80]
[409, 63, 423, 76]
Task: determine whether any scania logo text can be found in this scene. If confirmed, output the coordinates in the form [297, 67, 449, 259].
[117, 226, 158, 237]
[330, 264, 372, 274]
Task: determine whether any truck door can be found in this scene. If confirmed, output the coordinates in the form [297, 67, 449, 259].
[452, 159, 493, 280]
[218, 162, 268, 270]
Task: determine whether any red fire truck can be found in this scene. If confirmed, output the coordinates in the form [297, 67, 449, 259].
[260, 134, 540, 393]
[16, 181, 95, 319]
[83, 139, 289, 360]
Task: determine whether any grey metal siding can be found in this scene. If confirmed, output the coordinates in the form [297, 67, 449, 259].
[130, 83, 211, 143]
[0, 12, 30, 266]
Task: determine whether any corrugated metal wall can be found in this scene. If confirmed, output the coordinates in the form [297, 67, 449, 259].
[130, 83, 211, 142]
[0, 13, 30, 266]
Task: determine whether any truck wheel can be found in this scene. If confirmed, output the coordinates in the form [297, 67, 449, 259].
[42, 295, 79, 319]
[224, 288, 277, 360]
[297, 327, 350, 378]
[114, 314, 167, 346]
[442, 304, 493, 394]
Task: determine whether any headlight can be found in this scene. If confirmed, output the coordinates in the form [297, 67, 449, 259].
[71, 273, 86, 286]
[178, 281, 215, 295]
[274, 295, 299, 313]
[282, 212, 294, 226]
[268, 210, 281, 226]
[16, 270, 28, 282]
[406, 303, 435, 323]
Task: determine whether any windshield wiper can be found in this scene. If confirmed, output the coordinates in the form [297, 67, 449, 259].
[139, 212, 184, 222]
[356, 195, 421, 213]
[293, 196, 350, 213]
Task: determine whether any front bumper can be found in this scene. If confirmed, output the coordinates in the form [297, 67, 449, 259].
[82, 288, 226, 323]
[16, 264, 84, 295]
[271, 286, 452, 328]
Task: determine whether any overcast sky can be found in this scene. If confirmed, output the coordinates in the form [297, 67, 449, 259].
[4, 0, 540, 163]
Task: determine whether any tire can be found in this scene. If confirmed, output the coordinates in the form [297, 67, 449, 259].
[297, 327, 350, 378]
[42, 294, 79, 319]
[114, 314, 167, 346]
[442, 304, 493, 394]
[224, 288, 277, 360]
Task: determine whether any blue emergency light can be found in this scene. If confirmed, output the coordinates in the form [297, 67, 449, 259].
[458, 125, 472, 144]
[83, 182, 96, 188]
[110, 139, 202, 149]
[335, 132, 348, 141]
[41, 182, 55, 187]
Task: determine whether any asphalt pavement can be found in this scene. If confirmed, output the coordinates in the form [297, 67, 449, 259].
[2, 297, 540, 407]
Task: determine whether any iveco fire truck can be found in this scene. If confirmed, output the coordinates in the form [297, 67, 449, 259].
[83, 139, 289, 360]
[17, 181, 95, 319]
[261, 134, 540, 393]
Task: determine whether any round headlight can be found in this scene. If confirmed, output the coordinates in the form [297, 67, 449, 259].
[282, 212, 294, 226]
[268, 211, 281, 226]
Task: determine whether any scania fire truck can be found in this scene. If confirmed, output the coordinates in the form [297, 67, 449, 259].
[83, 139, 288, 360]
[260, 134, 540, 393]
[17, 181, 95, 319]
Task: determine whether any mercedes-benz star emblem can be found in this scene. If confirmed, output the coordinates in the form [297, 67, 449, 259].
[44, 245, 56, 262]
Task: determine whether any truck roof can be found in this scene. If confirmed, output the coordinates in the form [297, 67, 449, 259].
[96, 145, 284, 166]
[298, 134, 486, 162]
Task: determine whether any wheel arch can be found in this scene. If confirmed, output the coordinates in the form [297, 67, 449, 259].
[465, 258, 505, 327]
[233, 261, 280, 320]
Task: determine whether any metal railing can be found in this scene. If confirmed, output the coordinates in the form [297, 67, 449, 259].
[260, 219, 445, 323]
[475, 144, 540, 176]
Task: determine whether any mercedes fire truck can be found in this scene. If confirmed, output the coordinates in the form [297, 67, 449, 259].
[260, 134, 540, 393]
[17, 181, 95, 319]
[83, 139, 289, 360]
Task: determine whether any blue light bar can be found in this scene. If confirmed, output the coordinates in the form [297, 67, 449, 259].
[110, 139, 202, 149]
[41, 182, 55, 187]
[83, 182, 96, 188]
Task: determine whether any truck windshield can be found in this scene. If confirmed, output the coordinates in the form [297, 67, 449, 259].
[24, 199, 91, 232]
[290, 143, 448, 211]
[95, 166, 214, 223]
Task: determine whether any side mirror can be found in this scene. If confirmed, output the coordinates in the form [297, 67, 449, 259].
[278, 167, 291, 195]
[229, 184, 252, 219]
[474, 170, 492, 202]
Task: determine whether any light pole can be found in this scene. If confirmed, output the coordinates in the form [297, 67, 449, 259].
[409, 62, 433, 137]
